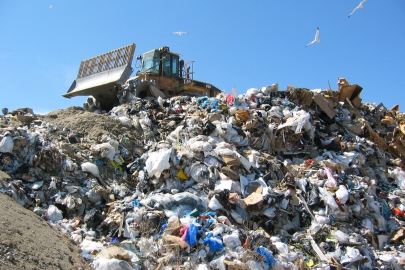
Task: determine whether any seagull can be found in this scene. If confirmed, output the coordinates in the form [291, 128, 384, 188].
[348, 0, 367, 18]
[172, 31, 189, 36]
[50, 4, 52, 9]
[306, 27, 320, 47]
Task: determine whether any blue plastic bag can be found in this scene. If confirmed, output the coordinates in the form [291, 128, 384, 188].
[132, 200, 140, 208]
[201, 100, 211, 108]
[203, 235, 224, 252]
[153, 221, 167, 239]
[201, 211, 217, 217]
[184, 223, 199, 246]
[257, 246, 276, 267]
[211, 99, 219, 109]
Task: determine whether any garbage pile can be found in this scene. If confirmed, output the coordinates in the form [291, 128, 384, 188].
[1, 77, 405, 270]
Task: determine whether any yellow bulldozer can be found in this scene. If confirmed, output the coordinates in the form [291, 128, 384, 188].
[63, 43, 222, 111]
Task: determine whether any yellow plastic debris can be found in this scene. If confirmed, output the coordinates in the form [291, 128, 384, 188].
[176, 169, 188, 180]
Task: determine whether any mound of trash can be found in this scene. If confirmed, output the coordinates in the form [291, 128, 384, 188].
[1, 78, 405, 270]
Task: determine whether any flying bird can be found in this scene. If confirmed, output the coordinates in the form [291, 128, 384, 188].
[348, 0, 367, 18]
[50, 4, 52, 9]
[172, 31, 189, 36]
[306, 27, 320, 47]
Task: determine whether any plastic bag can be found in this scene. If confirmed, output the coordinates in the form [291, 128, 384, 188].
[46, 204, 63, 222]
[189, 140, 213, 154]
[90, 143, 116, 160]
[335, 185, 349, 204]
[64, 158, 78, 171]
[390, 167, 405, 189]
[145, 148, 172, 178]
[81, 162, 100, 177]
[256, 246, 276, 267]
[223, 233, 241, 249]
[117, 116, 132, 127]
[0, 136, 13, 153]
[83, 208, 104, 228]
[263, 207, 276, 218]
[277, 110, 311, 134]
[203, 235, 224, 252]
[318, 187, 339, 210]
[184, 223, 199, 246]
[208, 196, 223, 210]
[273, 241, 290, 254]
[80, 239, 104, 253]
[322, 164, 337, 188]
[91, 258, 133, 270]
[209, 255, 225, 270]
[123, 217, 139, 241]
[330, 230, 349, 242]
[190, 163, 211, 184]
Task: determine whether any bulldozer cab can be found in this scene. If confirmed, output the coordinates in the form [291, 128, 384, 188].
[136, 46, 180, 78]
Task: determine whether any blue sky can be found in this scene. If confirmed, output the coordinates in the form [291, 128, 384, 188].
[1, 1, 404, 114]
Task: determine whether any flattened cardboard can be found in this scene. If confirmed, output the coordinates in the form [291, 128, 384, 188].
[221, 154, 241, 166]
[243, 186, 263, 206]
[314, 94, 337, 119]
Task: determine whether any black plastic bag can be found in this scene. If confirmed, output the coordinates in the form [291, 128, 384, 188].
[307, 183, 320, 208]
[201, 119, 216, 135]
[84, 208, 104, 228]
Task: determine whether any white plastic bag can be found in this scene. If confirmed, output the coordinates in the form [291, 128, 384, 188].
[190, 163, 211, 184]
[277, 110, 311, 134]
[335, 185, 349, 204]
[64, 158, 78, 171]
[273, 241, 290, 254]
[209, 255, 225, 270]
[330, 230, 349, 242]
[223, 232, 241, 249]
[46, 205, 63, 222]
[390, 168, 405, 189]
[208, 196, 223, 210]
[0, 136, 13, 153]
[91, 257, 134, 270]
[91, 143, 116, 160]
[145, 148, 172, 178]
[318, 187, 339, 210]
[80, 239, 104, 253]
[117, 116, 132, 127]
[81, 162, 100, 177]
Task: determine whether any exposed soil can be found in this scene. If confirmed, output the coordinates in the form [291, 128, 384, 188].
[0, 190, 92, 270]
[38, 106, 131, 140]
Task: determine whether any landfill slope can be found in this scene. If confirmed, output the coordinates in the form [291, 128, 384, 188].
[1, 80, 405, 270]
[0, 191, 91, 270]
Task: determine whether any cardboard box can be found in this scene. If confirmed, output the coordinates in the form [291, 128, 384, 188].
[338, 84, 363, 102]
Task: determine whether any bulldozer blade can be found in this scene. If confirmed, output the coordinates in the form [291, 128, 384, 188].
[63, 43, 136, 110]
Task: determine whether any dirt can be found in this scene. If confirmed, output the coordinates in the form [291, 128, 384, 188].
[38, 106, 132, 140]
[0, 190, 92, 270]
